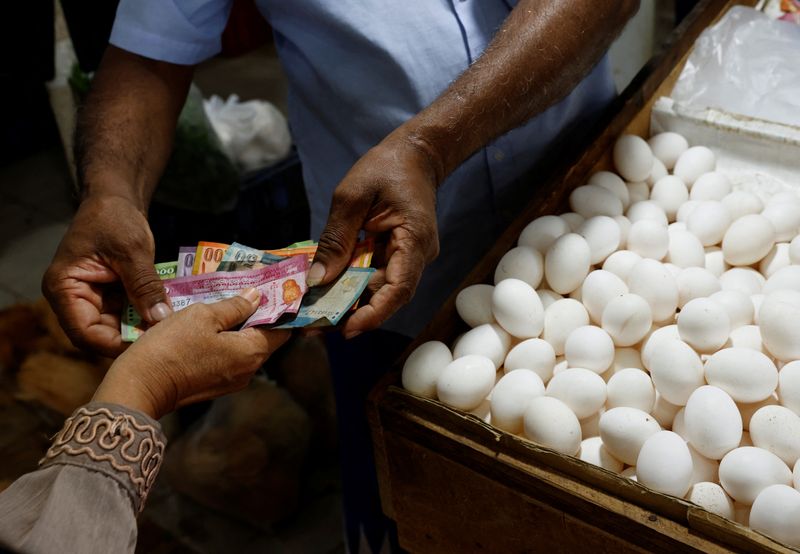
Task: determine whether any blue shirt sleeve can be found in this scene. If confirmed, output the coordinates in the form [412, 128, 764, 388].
[109, 0, 234, 65]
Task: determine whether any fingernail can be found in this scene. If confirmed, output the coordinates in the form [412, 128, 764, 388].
[343, 330, 362, 340]
[150, 302, 172, 322]
[306, 263, 326, 287]
[239, 287, 261, 304]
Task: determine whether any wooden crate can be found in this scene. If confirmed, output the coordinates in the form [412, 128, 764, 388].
[368, 0, 796, 552]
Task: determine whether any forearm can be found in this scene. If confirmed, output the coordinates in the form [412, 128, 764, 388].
[401, 0, 639, 183]
[76, 45, 194, 212]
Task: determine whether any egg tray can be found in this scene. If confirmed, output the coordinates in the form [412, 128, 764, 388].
[367, 0, 798, 552]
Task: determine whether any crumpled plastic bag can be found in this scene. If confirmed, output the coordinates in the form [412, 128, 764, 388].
[204, 95, 292, 172]
[671, 6, 800, 128]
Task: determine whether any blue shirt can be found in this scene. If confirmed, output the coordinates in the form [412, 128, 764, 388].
[110, 0, 615, 337]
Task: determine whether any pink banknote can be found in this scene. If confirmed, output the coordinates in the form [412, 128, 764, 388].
[163, 255, 309, 327]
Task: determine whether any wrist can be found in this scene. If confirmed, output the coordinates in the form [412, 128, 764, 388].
[387, 122, 449, 188]
[80, 173, 150, 214]
[92, 365, 164, 420]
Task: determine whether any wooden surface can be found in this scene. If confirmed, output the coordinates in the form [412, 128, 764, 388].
[367, 0, 794, 552]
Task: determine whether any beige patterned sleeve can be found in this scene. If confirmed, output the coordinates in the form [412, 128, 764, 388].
[40, 402, 166, 513]
[0, 403, 167, 554]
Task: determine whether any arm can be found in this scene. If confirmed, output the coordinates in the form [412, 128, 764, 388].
[0, 291, 290, 554]
[310, 0, 639, 337]
[43, 46, 193, 356]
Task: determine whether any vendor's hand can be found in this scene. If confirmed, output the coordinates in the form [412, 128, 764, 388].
[308, 134, 440, 338]
[93, 289, 290, 419]
[42, 195, 171, 357]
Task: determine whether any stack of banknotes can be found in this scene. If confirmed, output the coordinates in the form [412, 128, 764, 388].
[121, 239, 375, 342]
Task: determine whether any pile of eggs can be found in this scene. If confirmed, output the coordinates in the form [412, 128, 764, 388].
[402, 131, 800, 547]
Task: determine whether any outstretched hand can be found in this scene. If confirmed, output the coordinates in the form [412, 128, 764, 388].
[308, 135, 440, 338]
[93, 289, 291, 419]
[42, 196, 172, 356]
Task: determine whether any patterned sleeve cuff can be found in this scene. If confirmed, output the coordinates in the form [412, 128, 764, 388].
[39, 402, 167, 514]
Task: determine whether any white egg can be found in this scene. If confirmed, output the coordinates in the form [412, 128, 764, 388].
[650, 176, 689, 221]
[686, 201, 731, 247]
[704, 246, 730, 277]
[759, 243, 791, 279]
[453, 323, 512, 370]
[581, 270, 628, 324]
[578, 216, 621, 264]
[676, 297, 730, 353]
[722, 214, 775, 266]
[544, 233, 591, 295]
[684, 386, 743, 460]
[614, 215, 631, 249]
[779, 361, 800, 416]
[763, 265, 800, 295]
[674, 146, 716, 186]
[613, 134, 654, 182]
[469, 399, 492, 423]
[542, 298, 590, 356]
[602, 250, 643, 281]
[795, 459, 800, 489]
[563, 325, 615, 374]
[523, 396, 582, 455]
[672, 408, 688, 439]
[518, 215, 570, 254]
[767, 191, 800, 207]
[676, 199, 701, 223]
[402, 341, 454, 398]
[610, 347, 644, 374]
[689, 445, 720, 485]
[749, 406, 800, 467]
[627, 181, 650, 204]
[560, 212, 585, 232]
[627, 259, 679, 322]
[687, 482, 735, 519]
[668, 221, 687, 233]
[436, 354, 496, 410]
[578, 436, 624, 472]
[503, 338, 556, 381]
[601, 293, 652, 347]
[676, 267, 721, 309]
[637, 431, 693, 497]
[588, 171, 630, 209]
[599, 407, 661, 465]
[620, 466, 638, 480]
[647, 158, 668, 187]
[750, 485, 800, 547]
[580, 409, 603, 438]
[648, 339, 704, 406]
[719, 447, 792, 505]
[739, 396, 779, 431]
[491, 279, 544, 339]
[722, 190, 764, 221]
[647, 132, 688, 169]
[627, 219, 669, 260]
[546, 367, 607, 419]
[719, 267, 764, 295]
[626, 200, 668, 226]
[690, 172, 732, 202]
[666, 230, 705, 268]
[641, 324, 680, 370]
[490, 369, 545, 433]
[789, 236, 800, 265]
[728, 325, 763, 352]
[762, 202, 800, 243]
[704, 348, 778, 404]
[651, 392, 681, 429]
[760, 290, 800, 362]
[494, 246, 543, 288]
[606, 368, 655, 412]
[456, 284, 495, 328]
[569, 185, 624, 218]
[536, 289, 562, 310]
[752, 294, 765, 325]
[709, 290, 753, 330]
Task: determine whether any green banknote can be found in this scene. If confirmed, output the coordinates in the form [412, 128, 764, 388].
[120, 261, 178, 342]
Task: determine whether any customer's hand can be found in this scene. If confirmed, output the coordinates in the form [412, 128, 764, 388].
[42, 195, 171, 357]
[93, 289, 290, 419]
[308, 133, 440, 338]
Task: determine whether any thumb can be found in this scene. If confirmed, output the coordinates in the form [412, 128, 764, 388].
[115, 258, 172, 324]
[308, 189, 366, 287]
[207, 288, 262, 330]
